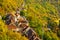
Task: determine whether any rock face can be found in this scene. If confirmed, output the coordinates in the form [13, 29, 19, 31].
[0, 15, 2, 19]
[5, 12, 41, 40]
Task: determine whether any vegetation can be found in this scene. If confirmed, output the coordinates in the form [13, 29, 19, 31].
[0, 0, 60, 40]
[0, 19, 28, 40]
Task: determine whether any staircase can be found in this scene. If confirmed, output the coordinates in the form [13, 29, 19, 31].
[5, 11, 41, 40]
